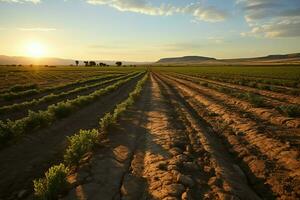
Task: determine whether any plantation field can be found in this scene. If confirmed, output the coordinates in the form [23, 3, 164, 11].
[0, 65, 299, 199]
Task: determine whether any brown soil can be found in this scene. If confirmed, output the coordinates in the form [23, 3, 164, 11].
[176, 73, 300, 105]
[159, 73, 300, 199]
[2, 71, 299, 200]
[62, 74, 261, 200]
[0, 75, 141, 200]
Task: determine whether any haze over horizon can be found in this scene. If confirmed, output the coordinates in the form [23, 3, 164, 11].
[1, 0, 300, 62]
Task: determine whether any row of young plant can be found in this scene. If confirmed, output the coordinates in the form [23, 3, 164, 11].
[32, 73, 148, 200]
[191, 72, 300, 88]
[187, 73, 300, 95]
[0, 83, 38, 94]
[0, 73, 134, 114]
[0, 72, 143, 147]
[173, 74, 300, 117]
[0, 73, 123, 101]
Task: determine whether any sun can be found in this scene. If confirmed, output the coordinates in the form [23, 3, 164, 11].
[26, 42, 45, 58]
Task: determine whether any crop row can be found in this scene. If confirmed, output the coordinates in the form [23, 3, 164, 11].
[174, 72, 300, 103]
[0, 73, 122, 101]
[0, 83, 38, 94]
[33, 72, 148, 200]
[0, 72, 143, 147]
[187, 73, 300, 95]
[0, 73, 133, 115]
[171, 73, 300, 118]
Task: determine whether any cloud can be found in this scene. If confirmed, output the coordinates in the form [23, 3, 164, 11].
[17, 27, 56, 31]
[181, 3, 228, 22]
[237, 0, 300, 37]
[0, 0, 40, 3]
[87, 0, 228, 22]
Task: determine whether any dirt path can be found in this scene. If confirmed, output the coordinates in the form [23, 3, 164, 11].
[154, 74, 260, 200]
[0, 75, 142, 200]
[61, 73, 260, 200]
[63, 75, 192, 200]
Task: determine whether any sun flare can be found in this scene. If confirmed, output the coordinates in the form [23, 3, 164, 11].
[26, 42, 45, 58]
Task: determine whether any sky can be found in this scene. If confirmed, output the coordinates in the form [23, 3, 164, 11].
[0, 0, 300, 62]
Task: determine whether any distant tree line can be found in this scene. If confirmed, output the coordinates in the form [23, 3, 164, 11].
[75, 60, 123, 67]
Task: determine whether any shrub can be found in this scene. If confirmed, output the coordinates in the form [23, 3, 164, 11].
[49, 101, 74, 119]
[99, 113, 115, 131]
[278, 105, 300, 117]
[33, 164, 69, 200]
[64, 129, 99, 165]
[23, 110, 52, 132]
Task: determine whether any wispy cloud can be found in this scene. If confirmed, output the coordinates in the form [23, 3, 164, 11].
[87, 0, 228, 22]
[0, 0, 40, 3]
[17, 27, 56, 31]
[237, 0, 300, 37]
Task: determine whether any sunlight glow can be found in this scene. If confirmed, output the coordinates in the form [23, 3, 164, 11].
[26, 42, 45, 58]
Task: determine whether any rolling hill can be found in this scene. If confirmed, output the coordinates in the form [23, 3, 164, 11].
[156, 53, 300, 65]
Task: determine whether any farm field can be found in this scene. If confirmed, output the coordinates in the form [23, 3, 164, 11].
[0, 65, 300, 200]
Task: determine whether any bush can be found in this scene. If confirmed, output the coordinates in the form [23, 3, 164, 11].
[23, 110, 52, 132]
[99, 113, 115, 131]
[64, 129, 99, 165]
[49, 101, 74, 119]
[278, 105, 300, 117]
[33, 164, 69, 200]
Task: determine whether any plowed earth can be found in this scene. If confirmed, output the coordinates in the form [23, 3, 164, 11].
[60, 72, 299, 200]
[1, 71, 299, 200]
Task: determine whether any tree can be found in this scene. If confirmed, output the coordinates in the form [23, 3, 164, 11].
[75, 60, 79, 66]
[89, 61, 96, 66]
[116, 61, 122, 67]
[84, 61, 89, 66]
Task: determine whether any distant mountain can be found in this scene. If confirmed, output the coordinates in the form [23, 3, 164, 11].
[157, 53, 300, 65]
[157, 56, 216, 64]
[0, 55, 148, 66]
[256, 53, 300, 60]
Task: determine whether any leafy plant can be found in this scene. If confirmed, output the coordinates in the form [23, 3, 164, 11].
[64, 129, 99, 165]
[33, 164, 69, 200]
